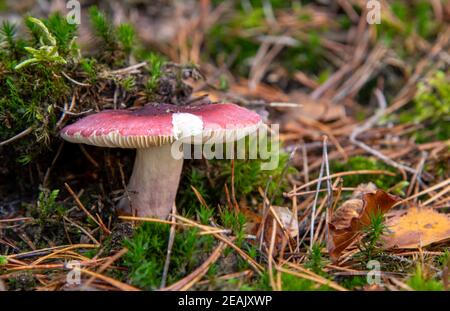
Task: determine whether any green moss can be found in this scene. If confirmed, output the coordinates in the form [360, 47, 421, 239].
[438, 249, 450, 267]
[400, 71, 450, 143]
[372, 0, 440, 54]
[122, 223, 215, 290]
[88, 7, 115, 48]
[378, 1, 438, 41]
[0, 0, 7, 11]
[37, 189, 62, 218]
[214, 150, 294, 204]
[407, 265, 444, 291]
[0, 15, 78, 171]
[281, 272, 332, 291]
[0, 11, 171, 185]
[0, 255, 7, 266]
[340, 276, 367, 290]
[305, 242, 327, 275]
[43, 14, 78, 56]
[178, 138, 295, 219]
[359, 211, 388, 261]
[177, 167, 210, 215]
[116, 23, 136, 55]
[145, 52, 165, 93]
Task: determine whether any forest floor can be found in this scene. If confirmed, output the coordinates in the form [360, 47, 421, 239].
[0, 0, 449, 291]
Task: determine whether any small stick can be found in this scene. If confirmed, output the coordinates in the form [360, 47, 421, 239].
[161, 204, 177, 288]
[0, 217, 33, 223]
[301, 142, 310, 190]
[310, 141, 325, 249]
[79, 145, 99, 168]
[56, 95, 76, 129]
[191, 186, 209, 207]
[43, 142, 65, 187]
[406, 152, 427, 197]
[0, 127, 33, 147]
[118, 161, 134, 222]
[61, 71, 90, 87]
[160, 242, 227, 291]
[277, 266, 347, 291]
[292, 185, 300, 252]
[423, 185, 450, 206]
[394, 178, 450, 207]
[259, 176, 273, 251]
[62, 216, 100, 246]
[83, 248, 128, 289]
[64, 183, 111, 234]
[224, 184, 234, 211]
[268, 218, 277, 291]
[230, 159, 240, 214]
[31, 244, 99, 265]
[108, 62, 147, 76]
[322, 136, 333, 216]
[80, 268, 140, 291]
[287, 170, 395, 196]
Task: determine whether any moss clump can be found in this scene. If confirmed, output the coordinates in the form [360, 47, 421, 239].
[0, 10, 198, 195]
[376, 1, 440, 45]
[407, 265, 444, 291]
[205, 2, 327, 77]
[400, 71, 450, 143]
[121, 223, 215, 290]
[0, 16, 76, 147]
[359, 211, 388, 261]
[340, 276, 367, 290]
[281, 272, 332, 291]
[305, 242, 327, 276]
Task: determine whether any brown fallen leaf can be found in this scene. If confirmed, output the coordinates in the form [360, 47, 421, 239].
[383, 207, 450, 249]
[244, 205, 298, 253]
[327, 186, 400, 261]
[268, 206, 299, 239]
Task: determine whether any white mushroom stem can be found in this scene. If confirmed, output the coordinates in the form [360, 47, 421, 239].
[117, 144, 183, 219]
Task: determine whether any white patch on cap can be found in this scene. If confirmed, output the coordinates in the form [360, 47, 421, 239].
[172, 113, 204, 140]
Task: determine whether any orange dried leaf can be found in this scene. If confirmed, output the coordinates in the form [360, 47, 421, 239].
[383, 207, 450, 249]
[327, 190, 400, 261]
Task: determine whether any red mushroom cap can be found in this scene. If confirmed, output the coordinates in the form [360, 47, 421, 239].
[60, 103, 262, 148]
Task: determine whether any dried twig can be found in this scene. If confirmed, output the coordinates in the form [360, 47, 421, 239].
[160, 242, 227, 291]
[0, 127, 33, 147]
[350, 89, 417, 175]
[161, 204, 177, 288]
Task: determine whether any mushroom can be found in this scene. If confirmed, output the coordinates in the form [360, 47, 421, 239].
[60, 103, 262, 219]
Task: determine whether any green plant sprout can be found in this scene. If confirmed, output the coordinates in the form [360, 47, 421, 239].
[15, 17, 66, 70]
[408, 265, 444, 291]
[0, 255, 7, 266]
[360, 211, 388, 261]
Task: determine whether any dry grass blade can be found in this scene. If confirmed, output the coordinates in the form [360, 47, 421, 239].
[287, 170, 396, 196]
[64, 183, 111, 234]
[79, 268, 140, 291]
[83, 248, 129, 289]
[32, 244, 100, 265]
[277, 266, 348, 291]
[160, 242, 226, 291]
